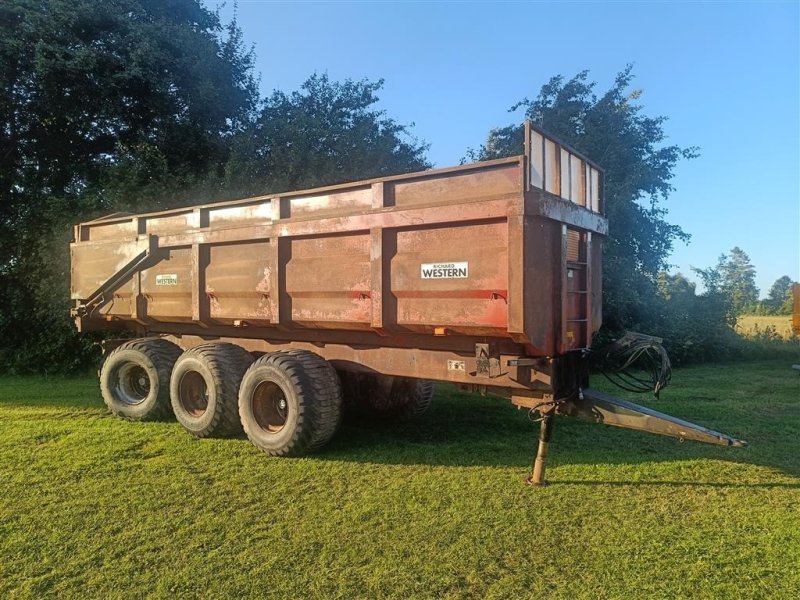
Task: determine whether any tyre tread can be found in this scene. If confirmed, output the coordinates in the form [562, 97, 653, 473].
[101, 337, 181, 421]
[173, 342, 253, 437]
[393, 379, 435, 421]
[241, 350, 342, 456]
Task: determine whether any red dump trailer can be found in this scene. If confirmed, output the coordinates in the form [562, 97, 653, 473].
[70, 122, 745, 484]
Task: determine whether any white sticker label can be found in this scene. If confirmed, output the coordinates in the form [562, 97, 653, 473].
[447, 360, 466, 372]
[155, 274, 178, 286]
[421, 262, 468, 279]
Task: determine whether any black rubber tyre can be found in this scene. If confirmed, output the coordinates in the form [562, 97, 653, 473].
[99, 337, 181, 421]
[389, 378, 435, 421]
[339, 372, 435, 422]
[238, 350, 343, 456]
[170, 343, 254, 438]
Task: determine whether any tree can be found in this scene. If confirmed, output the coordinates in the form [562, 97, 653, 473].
[0, 0, 258, 372]
[718, 247, 759, 315]
[224, 74, 429, 197]
[0, 2, 431, 373]
[653, 271, 737, 363]
[0, 0, 257, 209]
[693, 247, 759, 317]
[469, 67, 696, 332]
[657, 272, 696, 301]
[766, 275, 793, 315]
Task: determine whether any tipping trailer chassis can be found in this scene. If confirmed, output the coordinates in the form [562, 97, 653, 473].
[71, 120, 748, 484]
[97, 332, 748, 486]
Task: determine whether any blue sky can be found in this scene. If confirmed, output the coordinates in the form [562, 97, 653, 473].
[214, 0, 799, 297]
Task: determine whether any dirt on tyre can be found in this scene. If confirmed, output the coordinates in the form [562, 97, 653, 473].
[339, 372, 435, 421]
[170, 342, 254, 438]
[238, 350, 343, 456]
[99, 337, 181, 421]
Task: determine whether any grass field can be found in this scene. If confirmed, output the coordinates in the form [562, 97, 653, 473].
[1, 360, 799, 599]
[736, 315, 796, 339]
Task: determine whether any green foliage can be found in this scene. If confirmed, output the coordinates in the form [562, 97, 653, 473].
[732, 328, 799, 361]
[652, 272, 738, 364]
[744, 301, 776, 316]
[471, 67, 696, 332]
[718, 247, 759, 314]
[765, 275, 794, 315]
[0, 0, 257, 202]
[692, 247, 759, 317]
[224, 73, 429, 197]
[1, 0, 257, 373]
[1, 362, 799, 597]
[468, 67, 773, 367]
[651, 267, 797, 364]
[0, 2, 428, 373]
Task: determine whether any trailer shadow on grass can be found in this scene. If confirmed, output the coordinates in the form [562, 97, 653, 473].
[323, 383, 800, 484]
[2, 362, 798, 485]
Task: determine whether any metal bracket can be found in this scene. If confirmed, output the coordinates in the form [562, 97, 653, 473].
[507, 357, 542, 367]
[73, 235, 158, 318]
[475, 343, 501, 378]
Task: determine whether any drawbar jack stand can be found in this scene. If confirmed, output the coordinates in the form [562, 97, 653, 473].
[526, 412, 554, 486]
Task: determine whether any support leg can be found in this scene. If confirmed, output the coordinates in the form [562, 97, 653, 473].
[526, 412, 554, 486]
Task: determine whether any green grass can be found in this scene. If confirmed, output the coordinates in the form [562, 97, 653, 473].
[1, 361, 799, 599]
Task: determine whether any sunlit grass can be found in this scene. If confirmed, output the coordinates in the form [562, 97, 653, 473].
[1, 360, 798, 598]
[736, 314, 795, 339]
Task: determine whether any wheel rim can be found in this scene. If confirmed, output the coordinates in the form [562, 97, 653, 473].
[251, 381, 288, 432]
[115, 363, 151, 405]
[178, 371, 209, 417]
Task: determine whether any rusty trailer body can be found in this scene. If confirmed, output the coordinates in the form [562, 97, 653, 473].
[70, 122, 745, 483]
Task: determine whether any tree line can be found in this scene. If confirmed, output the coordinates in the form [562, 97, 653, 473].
[694, 248, 793, 316]
[0, 0, 792, 373]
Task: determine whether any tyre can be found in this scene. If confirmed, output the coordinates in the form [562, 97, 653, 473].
[388, 378, 435, 421]
[339, 372, 435, 421]
[238, 350, 343, 456]
[100, 337, 181, 421]
[170, 343, 254, 438]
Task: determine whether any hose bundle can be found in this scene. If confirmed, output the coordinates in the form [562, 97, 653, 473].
[594, 332, 672, 397]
